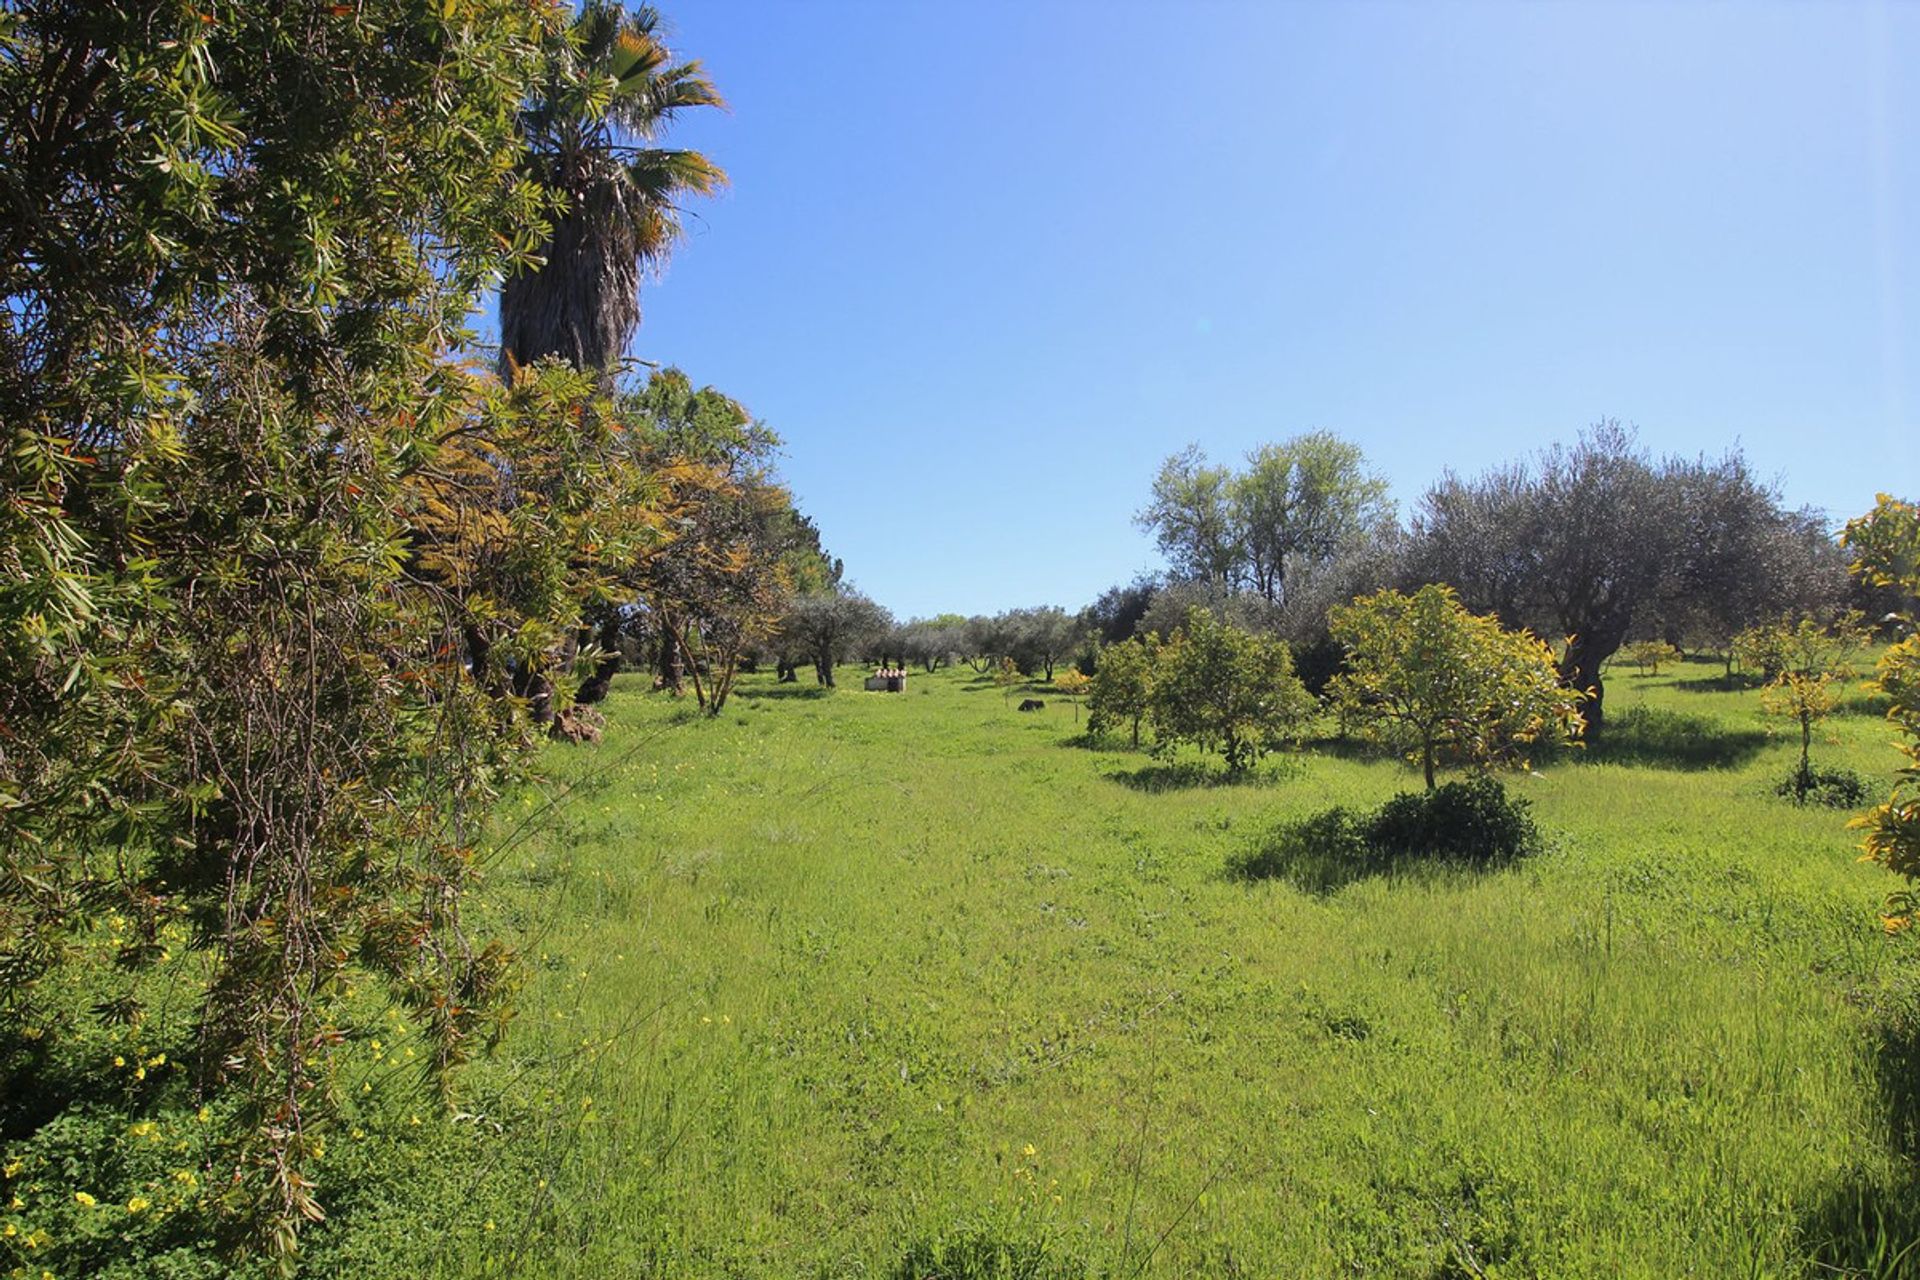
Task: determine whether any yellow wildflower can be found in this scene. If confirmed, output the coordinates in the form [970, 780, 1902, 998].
[1022, 1143, 1036, 1158]
[74, 1190, 97, 1207]
[127, 1195, 151, 1213]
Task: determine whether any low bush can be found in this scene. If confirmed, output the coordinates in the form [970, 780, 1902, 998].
[1368, 777, 1543, 866]
[1774, 764, 1870, 809]
[1232, 778, 1542, 889]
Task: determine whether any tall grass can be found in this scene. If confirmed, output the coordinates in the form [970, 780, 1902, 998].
[294, 653, 1917, 1278]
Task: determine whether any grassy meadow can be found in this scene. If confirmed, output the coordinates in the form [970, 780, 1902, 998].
[299, 654, 1919, 1279]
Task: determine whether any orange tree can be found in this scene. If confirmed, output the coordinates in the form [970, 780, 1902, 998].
[1328, 585, 1584, 791]
[1738, 612, 1867, 796]
[1844, 496, 1920, 927]
[1087, 635, 1159, 748]
[1148, 608, 1314, 773]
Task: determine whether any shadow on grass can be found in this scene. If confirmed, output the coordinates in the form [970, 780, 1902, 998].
[1581, 706, 1770, 771]
[1301, 733, 1382, 763]
[1061, 729, 1148, 753]
[1105, 760, 1284, 792]
[734, 684, 832, 701]
[1796, 1012, 1920, 1276]
[0, 1024, 141, 1142]
[1227, 839, 1501, 897]
[1842, 688, 1894, 717]
[1671, 673, 1758, 694]
[1230, 846, 1381, 896]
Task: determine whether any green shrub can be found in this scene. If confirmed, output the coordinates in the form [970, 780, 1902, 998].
[1233, 778, 1542, 889]
[1774, 764, 1870, 809]
[1367, 777, 1543, 866]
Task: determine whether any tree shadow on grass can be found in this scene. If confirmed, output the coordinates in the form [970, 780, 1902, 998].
[1796, 1012, 1920, 1277]
[1671, 673, 1759, 694]
[1301, 733, 1386, 763]
[733, 684, 832, 701]
[1580, 706, 1770, 771]
[1105, 760, 1289, 793]
[1842, 688, 1894, 717]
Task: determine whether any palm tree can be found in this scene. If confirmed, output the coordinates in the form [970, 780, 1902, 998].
[501, 2, 725, 378]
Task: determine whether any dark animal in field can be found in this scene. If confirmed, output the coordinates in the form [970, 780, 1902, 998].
[1018, 699, 1046, 712]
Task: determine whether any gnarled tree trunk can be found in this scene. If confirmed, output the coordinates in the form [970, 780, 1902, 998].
[1559, 624, 1627, 739]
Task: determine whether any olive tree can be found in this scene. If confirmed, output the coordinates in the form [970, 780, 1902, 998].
[1412, 423, 1838, 737]
[895, 616, 963, 672]
[779, 586, 891, 687]
[1328, 585, 1584, 790]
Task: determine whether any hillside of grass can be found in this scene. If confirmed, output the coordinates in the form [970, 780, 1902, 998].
[291, 654, 1918, 1279]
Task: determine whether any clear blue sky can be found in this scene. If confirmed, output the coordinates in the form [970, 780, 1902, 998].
[607, 0, 1918, 620]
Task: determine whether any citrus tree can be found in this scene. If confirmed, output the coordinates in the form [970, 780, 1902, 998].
[1053, 669, 1092, 722]
[1843, 496, 1920, 926]
[1149, 609, 1314, 773]
[1624, 638, 1681, 675]
[1740, 612, 1866, 797]
[995, 656, 1025, 704]
[1328, 585, 1584, 790]
[1088, 635, 1159, 747]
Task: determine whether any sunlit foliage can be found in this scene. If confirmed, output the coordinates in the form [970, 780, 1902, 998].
[1328, 586, 1584, 790]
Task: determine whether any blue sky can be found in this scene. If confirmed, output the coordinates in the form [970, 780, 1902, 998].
[599, 0, 1918, 620]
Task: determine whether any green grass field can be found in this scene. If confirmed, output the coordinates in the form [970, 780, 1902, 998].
[304, 655, 1920, 1279]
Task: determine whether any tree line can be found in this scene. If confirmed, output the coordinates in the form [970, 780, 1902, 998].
[1127, 422, 1853, 734]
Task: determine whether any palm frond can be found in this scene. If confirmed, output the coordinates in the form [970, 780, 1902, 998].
[499, 1, 725, 377]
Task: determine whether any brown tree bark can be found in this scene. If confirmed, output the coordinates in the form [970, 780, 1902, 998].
[1559, 625, 1627, 739]
[576, 613, 624, 705]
